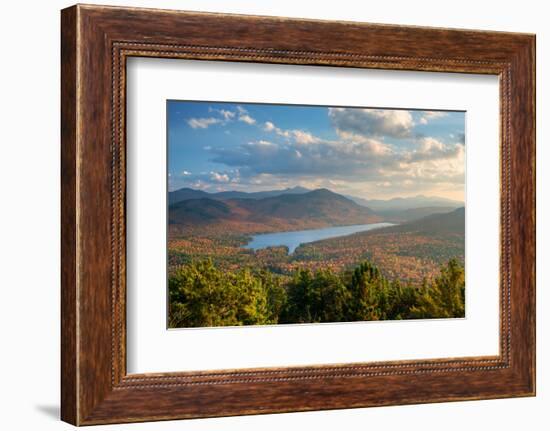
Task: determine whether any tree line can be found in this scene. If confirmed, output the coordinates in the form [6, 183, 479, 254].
[168, 258, 465, 328]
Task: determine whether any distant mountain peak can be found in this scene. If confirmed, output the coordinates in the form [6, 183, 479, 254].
[287, 185, 310, 192]
[170, 185, 315, 205]
[309, 188, 333, 195]
[362, 206, 465, 237]
[346, 193, 464, 211]
[169, 186, 381, 233]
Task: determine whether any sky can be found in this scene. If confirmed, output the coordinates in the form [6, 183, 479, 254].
[167, 101, 465, 201]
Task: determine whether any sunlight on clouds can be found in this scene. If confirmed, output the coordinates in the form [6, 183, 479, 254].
[418, 111, 448, 125]
[329, 108, 414, 138]
[206, 126, 463, 197]
[292, 130, 319, 145]
[209, 172, 230, 183]
[172, 102, 465, 200]
[263, 121, 276, 132]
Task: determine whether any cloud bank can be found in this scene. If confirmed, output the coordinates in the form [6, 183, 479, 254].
[174, 104, 464, 199]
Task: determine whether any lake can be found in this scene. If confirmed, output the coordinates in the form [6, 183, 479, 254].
[244, 222, 395, 254]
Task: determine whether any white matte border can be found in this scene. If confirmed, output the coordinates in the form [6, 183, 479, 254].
[127, 58, 500, 374]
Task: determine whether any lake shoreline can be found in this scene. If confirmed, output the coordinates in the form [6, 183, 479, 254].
[244, 222, 396, 254]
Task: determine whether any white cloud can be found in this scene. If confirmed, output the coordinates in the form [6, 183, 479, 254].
[187, 106, 254, 129]
[333, 130, 392, 156]
[409, 137, 463, 163]
[209, 129, 463, 194]
[236, 106, 256, 125]
[239, 114, 256, 125]
[255, 140, 276, 147]
[187, 117, 221, 129]
[211, 130, 394, 179]
[418, 111, 448, 125]
[209, 171, 230, 183]
[208, 107, 237, 122]
[178, 107, 463, 199]
[292, 130, 318, 145]
[263, 121, 290, 137]
[219, 109, 235, 120]
[329, 108, 414, 138]
[420, 137, 445, 152]
[263, 120, 318, 144]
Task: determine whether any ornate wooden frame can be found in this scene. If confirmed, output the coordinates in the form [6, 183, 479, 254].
[61, 4, 535, 425]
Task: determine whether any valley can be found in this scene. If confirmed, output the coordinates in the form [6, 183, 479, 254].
[168, 187, 464, 284]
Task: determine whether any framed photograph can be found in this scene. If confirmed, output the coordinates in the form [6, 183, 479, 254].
[61, 4, 535, 425]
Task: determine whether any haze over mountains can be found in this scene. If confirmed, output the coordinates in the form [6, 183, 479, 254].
[346, 194, 463, 211]
[369, 206, 459, 223]
[168, 186, 464, 226]
[362, 207, 465, 237]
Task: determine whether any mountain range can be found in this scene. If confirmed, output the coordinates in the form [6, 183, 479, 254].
[168, 186, 464, 225]
[168, 186, 310, 205]
[344, 194, 463, 211]
[365, 207, 465, 237]
[169, 188, 382, 234]
[371, 206, 459, 223]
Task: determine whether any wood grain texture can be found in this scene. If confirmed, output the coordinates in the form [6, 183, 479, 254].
[60, 4, 536, 425]
[60, 5, 78, 425]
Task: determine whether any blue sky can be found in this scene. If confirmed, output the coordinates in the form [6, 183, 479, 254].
[168, 101, 465, 200]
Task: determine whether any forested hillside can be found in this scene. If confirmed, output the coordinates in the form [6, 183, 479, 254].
[169, 258, 465, 328]
[169, 188, 381, 235]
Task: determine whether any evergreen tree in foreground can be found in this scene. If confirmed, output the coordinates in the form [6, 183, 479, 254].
[168, 257, 466, 328]
[409, 258, 465, 318]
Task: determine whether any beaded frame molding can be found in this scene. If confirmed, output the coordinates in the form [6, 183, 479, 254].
[61, 4, 535, 425]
